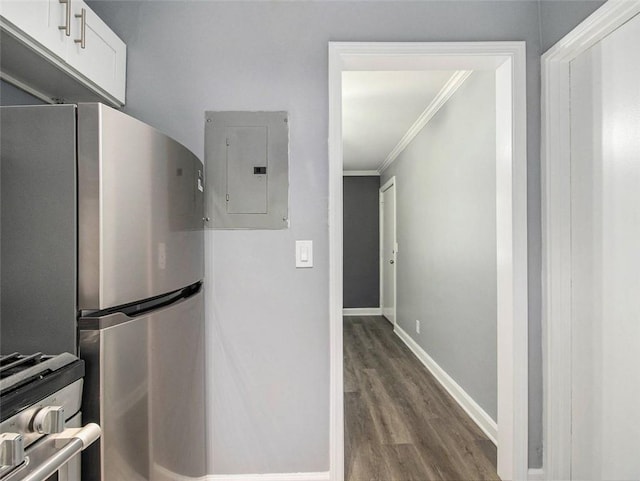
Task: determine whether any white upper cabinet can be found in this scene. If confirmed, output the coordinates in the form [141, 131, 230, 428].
[66, 0, 126, 103]
[0, 0, 68, 58]
[0, 0, 126, 106]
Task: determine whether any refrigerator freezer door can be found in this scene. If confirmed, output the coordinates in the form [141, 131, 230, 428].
[0, 104, 78, 354]
[79, 288, 206, 481]
[77, 103, 204, 311]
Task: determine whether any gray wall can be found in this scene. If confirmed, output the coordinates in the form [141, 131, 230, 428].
[0, 80, 44, 105]
[87, 0, 604, 473]
[343, 176, 380, 309]
[382, 71, 497, 420]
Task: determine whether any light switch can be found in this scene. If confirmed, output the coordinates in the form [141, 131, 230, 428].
[296, 240, 313, 268]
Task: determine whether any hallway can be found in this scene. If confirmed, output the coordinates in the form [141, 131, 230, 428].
[344, 316, 499, 480]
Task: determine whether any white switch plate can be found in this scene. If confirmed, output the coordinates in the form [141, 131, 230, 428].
[296, 240, 313, 268]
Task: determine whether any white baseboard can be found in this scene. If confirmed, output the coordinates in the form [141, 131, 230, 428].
[208, 473, 330, 481]
[527, 468, 545, 480]
[342, 307, 382, 316]
[394, 324, 498, 444]
[155, 464, 329, 481]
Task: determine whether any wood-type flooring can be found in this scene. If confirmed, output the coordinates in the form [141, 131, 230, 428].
[344, 316, 499, 481]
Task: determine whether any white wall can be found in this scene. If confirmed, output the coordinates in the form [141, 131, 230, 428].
[382, 71, 497, 420]
[87, 0, 603, 473]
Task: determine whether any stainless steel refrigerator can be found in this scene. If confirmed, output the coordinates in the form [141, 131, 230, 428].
[0, 103, 206, 480]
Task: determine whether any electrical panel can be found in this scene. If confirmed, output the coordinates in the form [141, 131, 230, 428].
[205, 111, 289, 229]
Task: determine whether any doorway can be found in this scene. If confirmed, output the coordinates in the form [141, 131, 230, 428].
[380, 177, 396, 327]
[543, 2, 640, 478]
[329, 42, 529, 481]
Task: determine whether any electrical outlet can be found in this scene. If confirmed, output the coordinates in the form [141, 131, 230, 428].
[416, 320, 420, 334]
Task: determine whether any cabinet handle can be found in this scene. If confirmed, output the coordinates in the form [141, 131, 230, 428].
[58, 0, 71, 36]
[74, 8, 86, 49]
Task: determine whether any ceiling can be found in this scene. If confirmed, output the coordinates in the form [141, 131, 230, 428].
[342, 70, 457, 173]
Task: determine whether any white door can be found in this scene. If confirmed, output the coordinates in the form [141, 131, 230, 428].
[569, 11, 640, 480]
[381, 179, 396, 325]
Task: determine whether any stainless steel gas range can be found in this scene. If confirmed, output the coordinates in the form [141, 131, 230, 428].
[0, 353, 100, 481]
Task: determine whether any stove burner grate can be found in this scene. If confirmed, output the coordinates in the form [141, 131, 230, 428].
[0, 353, 84, 422]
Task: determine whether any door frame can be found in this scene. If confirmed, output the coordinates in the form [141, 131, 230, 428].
[541, 1, 640, 479]
[329, 41, 528, 481]
[379, 176, 397, 327]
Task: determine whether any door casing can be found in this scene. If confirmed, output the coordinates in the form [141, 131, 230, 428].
[541, 1, 640, 478]
[329, 41, 528, 481]
[379, 176, 396, 327]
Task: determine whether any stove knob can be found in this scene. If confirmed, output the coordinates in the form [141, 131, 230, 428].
[0, 433, 25, 467]
[33, 406, 65, 434]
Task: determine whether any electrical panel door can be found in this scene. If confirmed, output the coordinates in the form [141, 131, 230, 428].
[205, 111, 289, 229]
[226, 126, 268, 214]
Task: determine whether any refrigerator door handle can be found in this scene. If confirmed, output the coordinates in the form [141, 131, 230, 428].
[79, 282, 202, 330]
[79, 311, 130, 330]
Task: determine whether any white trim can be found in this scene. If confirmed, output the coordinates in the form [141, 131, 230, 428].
[541, 2, 640, 479]
[379, 176, 395, 193]
[378, 70, 472, 173]
[379, 176, 397, 329]
[379, 189, 384, 314]
[494, 46, 529, 481]
[542, 0, 640, 60]
[527, 468, 546, 481]
[330, 41, 528, 481]
[342, 170, 380, 176]
[328, 41, 345, 481]
[342, 307, 382, 316]
[329, 41, 528, 481]
[208, 473, 330, 481]
[394, 324, 497, 444]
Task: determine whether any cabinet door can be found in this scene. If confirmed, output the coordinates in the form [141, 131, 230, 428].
[0, 0, 69, 59]
[66, 0, 126, 103]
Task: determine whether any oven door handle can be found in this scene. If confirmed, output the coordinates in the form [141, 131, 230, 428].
[9, 424, 101, 481]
